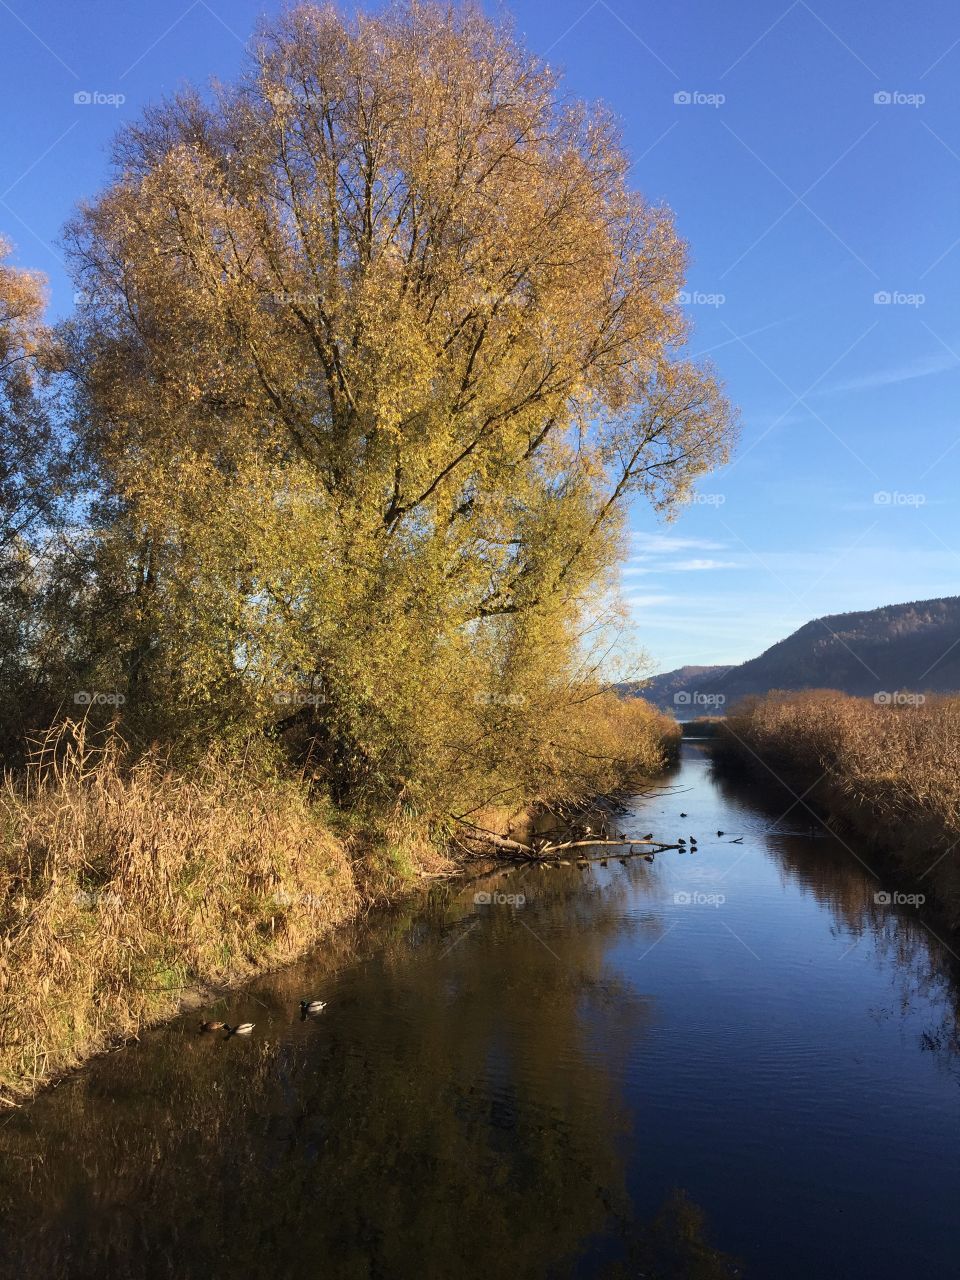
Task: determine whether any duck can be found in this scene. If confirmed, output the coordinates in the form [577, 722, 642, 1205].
[643, 854, 655, 863]
[224, 1022, 255, 1036]
[716, 830, 724, 837]
[642, 833, 654, 841]
[680, 812, 688, 818]
[300, 999, 327, 1016]
[198, 1020, 225, 1033]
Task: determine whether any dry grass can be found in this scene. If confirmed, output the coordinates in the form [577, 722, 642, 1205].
[0, 724, 360, 1105]
[0, 697, 679, 1104]
[718, 690, 960, 924]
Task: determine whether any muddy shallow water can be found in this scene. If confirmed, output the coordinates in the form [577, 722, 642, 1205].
[1, 742, 958, 1278]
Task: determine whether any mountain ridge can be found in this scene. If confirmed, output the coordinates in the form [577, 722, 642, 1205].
[627, 595, 960, 712]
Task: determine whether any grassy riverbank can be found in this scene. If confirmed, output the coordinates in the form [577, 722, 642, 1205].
[0, 698, 675, 1105]
[714, 691, 960, 926]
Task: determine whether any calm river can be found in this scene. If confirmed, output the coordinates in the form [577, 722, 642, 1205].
[1, 742, 958, 1278]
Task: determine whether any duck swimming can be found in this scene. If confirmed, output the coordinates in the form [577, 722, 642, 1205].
[300, 999, 327, 1016]
[224, 1022, 255, 1036]
[198, 1020, 225, 1033]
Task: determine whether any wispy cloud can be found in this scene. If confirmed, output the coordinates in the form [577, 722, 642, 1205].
[671, 558, 739, 571]
[623, 535, 739, 576]
[827, 348, 960, 393]
[622, 593, 677, 608]
[629, 533, 727, 555]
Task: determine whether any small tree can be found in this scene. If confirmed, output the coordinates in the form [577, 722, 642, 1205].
[0, 239, 73, 756]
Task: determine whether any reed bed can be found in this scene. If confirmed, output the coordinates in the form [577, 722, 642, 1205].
[0, 724, 359, 1105]
[717, 691, 960, 924]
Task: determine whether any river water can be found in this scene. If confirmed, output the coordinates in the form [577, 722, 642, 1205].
[1, 742, 958, 1278]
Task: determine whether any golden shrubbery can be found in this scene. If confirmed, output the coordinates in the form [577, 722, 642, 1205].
[719, 690, 960, 923]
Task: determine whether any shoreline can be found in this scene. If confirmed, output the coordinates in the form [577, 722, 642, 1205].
[709, 732, 960, 933]
[1, 750, 677, 1107]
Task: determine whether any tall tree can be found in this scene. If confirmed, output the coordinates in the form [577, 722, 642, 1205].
[66, 2, 735, 803]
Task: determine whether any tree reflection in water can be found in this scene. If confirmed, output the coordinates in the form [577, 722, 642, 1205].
[0, 873, 738, 1279]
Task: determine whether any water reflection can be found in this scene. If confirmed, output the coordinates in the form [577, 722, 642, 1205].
[1, 746, 959, 1278]
[0, 874, 738, 1279]
[710, 755, 960, 1080]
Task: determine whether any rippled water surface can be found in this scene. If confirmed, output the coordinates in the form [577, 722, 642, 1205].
[2, 743, 959, 1279]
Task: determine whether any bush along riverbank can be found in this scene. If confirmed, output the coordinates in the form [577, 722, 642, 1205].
[0, 699, 677, 1105]
[713, 691, 960, 927]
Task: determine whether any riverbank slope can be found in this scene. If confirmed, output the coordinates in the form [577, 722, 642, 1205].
[0, 699, 677, 1104]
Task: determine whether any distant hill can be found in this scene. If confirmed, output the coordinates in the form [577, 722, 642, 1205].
[625, 596, 960, 713]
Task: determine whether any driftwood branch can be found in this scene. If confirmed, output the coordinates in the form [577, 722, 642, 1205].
[453, 818, 683, 862]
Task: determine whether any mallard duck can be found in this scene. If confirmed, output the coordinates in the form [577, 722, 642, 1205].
[224, 1022, 255, 1036]
[680, 812, 688, 818]
[716, 830, 724, 837]
[199, 1020, 225, 1033]
[300, 999, 326, 1015]
[643, 833, 653, 841]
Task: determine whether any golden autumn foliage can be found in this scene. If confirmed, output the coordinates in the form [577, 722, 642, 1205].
[58, 0, 734, 814]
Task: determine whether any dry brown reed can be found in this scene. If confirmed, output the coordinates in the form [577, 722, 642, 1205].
[717, 691, 960, 924]
[0, 723, 358, 1104]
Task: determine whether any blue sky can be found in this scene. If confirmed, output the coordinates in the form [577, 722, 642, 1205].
[1, 0, 958, 672]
